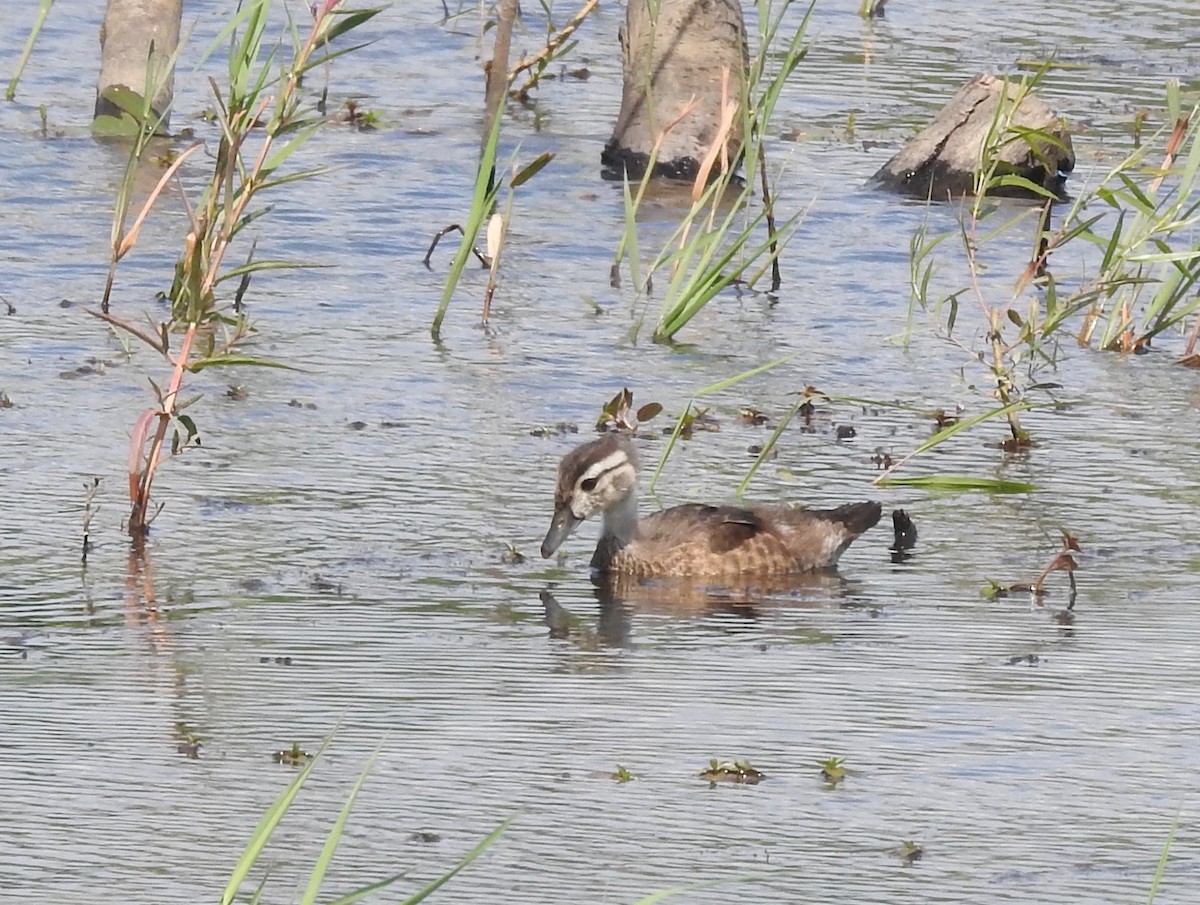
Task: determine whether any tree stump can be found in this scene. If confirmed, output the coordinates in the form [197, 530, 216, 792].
[95, 0, 183, 127]
[874, 74, 1075, 199]
[602, 0, 749, 181]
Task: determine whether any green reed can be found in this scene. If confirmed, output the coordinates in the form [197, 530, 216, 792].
[617, 0, 809, 343]
[4, 0, 54, 101]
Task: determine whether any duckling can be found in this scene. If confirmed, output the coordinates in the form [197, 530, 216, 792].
[540, 433, 881, 578]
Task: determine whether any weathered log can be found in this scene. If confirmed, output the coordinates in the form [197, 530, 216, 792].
[95, 0, 182, 126]
[602, 0, 749, 181]
[874, 74, 1075, 199]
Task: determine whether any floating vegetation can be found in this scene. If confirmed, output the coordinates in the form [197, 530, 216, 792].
[174, 723, 202, 759]
[273, 743, 315, 766]
[876, 475, 1037, 494]
[529, 422, 579, 438]
[332, 98, 381, 130]
[225, 739, 512, 905]
[983, 530, 1080, 607]
[674, 405, 720, 439]
[700, 759, 764, 785]
[818, 756, 846, 786]
[612, 765, 635, 783]
[738, 407, 771, 426]
[596, 387, 662, 434]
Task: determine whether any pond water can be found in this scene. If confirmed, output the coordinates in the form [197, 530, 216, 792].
[2, 1, 1200, 902]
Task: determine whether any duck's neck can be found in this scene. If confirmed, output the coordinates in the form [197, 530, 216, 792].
[601, 491, 639, 549]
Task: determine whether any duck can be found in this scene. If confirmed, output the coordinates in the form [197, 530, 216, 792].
[540, 432, 881, 578]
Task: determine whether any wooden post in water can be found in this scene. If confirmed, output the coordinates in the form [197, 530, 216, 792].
[603, 0, 749, 181]
[95, 0, 182, 126]
[874, 74, 1075, 199]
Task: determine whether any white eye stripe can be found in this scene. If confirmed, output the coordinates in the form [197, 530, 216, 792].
[579, 451, 629, 485]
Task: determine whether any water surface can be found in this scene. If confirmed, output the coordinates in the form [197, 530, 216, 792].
[2, 1, 1199, 902]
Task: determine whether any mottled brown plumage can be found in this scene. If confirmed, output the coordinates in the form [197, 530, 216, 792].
[540, 433, 881, 578]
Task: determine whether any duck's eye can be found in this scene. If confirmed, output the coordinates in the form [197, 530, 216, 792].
[580, 477, 598, 492]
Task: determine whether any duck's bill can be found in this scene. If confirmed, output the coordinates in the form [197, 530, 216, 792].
[541, 507, 582, 558]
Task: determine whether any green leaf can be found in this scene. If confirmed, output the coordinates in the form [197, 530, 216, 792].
[908, 401, 1033, 460]
[298, 751, 380, 905]
[693, 355, 796, 397]
[1147, 802, 1183, 904]
[215, 260, 330, 284]
[319, 6, 385, 44]
[989, 173, 1060, 201]
[636, 402, 663, 422]
[177, 413, 199, 441]
[297, 40, 377, 78]
[91, 114, 141, 138]
[510, 152, 554, 187]
[100, 85, 149, 121]
[188, 354, 300, 372]
[321, 872, 410, 905]
[875, 475, 1037, 494]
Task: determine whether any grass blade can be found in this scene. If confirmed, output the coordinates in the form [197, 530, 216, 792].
[400, 816, 515, 904]
[220, 738, 330, 905]
[875, 475, 1037, 493]
[5, 0, 54, 101]
[298, 750, 380, 905]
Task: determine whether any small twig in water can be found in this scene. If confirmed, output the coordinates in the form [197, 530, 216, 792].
[423, 224, 490, 269]
[82, 477, 100, 564]
[509, 0, 600, 96]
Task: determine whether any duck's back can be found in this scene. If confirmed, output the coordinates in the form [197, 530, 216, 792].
[593, 500, 881, 578]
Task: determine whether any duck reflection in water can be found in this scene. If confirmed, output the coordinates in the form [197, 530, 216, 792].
[540, 570, 874, 648]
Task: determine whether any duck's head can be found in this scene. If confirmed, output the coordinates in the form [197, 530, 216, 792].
[541, 433, 639, 558]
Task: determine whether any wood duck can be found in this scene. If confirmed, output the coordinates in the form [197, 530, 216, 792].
[541, 433, 881, 578]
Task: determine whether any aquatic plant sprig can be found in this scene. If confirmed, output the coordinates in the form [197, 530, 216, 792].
[94, 0, 380, 541]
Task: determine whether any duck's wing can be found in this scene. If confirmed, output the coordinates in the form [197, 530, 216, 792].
[633, 501, 881, 575]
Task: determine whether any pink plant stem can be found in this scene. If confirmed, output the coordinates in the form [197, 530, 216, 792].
[130, 321, 197, 537]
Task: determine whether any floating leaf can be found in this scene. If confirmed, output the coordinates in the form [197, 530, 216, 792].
[636, 402, 663, 422]
[875, 475, 1037, 494]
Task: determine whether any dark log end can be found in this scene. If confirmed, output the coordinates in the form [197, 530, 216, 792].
[873, 157, 1072, 201]
[601, 141, 702, 183]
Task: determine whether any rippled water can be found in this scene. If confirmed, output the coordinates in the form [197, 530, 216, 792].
[3, 1, 1200, 902]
